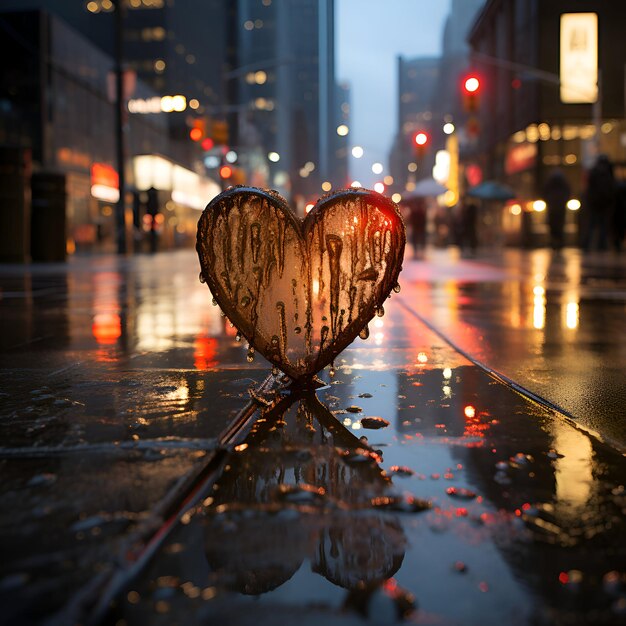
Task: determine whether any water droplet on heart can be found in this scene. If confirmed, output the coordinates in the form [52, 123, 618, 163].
[271, 335, 279, 345]
[199, 272, 206, 284]
[235, 332, 242, 342]
[246, 348, 255, 363]
[393, 282, 401, 293]
[376, 305, 385, 317]
[294, 326, 302, 334]
[240, 295, 251, 307]
[359, 325, 370, 340]
[220, 310, 226, 317]
[211, 297, 217, 306]
[329, 363, 336, 377]
[271, 366, 280, 376]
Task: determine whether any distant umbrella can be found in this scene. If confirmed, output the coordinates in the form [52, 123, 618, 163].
[466, 180, 516, 201]
[404, 178, 448, 199]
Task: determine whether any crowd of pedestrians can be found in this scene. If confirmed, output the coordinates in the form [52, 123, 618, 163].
[401, 153, 626, 258]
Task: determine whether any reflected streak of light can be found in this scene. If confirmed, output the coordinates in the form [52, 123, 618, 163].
[443, 385, 451, 398]
[92, 312, 121, 345]
[565, 301, 579, 329]
[194, 336, 218, 369]
[550, 422, 593, 507]
[313, 279, 320, 297]
[464, 405, 476, 418]
[164, 384, 190, 402]
[533, 294, 545, 329]
[417, 352, 428, 364]
[373, 318, 384, 329]
[374, 332, 384, 345]
[351, 422, 362, 430]
[443, 367, 452, 379]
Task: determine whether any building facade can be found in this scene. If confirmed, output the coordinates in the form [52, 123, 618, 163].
[0, 9, 219, 255]
[234, 0, 342, 211]
[468, 0, 626, 245]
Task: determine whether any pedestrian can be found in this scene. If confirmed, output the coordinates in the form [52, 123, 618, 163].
[407, 198, 427, 259]
[542, 169, 570, 249]
[461, 200, 478, 255]
[583, 154, 616, 251]
[614, 179, 626, 252]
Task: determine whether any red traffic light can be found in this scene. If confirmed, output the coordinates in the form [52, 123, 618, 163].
[219, 165, 232, 179]
[462, 75, 481, 113]
[201, 137, 214, 151]
[414, 131, 429, 146]
[464, 76, 480, 94]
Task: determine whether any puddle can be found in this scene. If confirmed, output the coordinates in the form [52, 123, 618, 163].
[110, 365, 626, 626]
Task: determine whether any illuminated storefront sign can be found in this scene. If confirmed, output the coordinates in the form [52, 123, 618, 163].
[133, 155, 221, 209]
[128, 95, 187, 113]
[91, 162, 119, 202]
[560, 13, 598, 104]
[505, 142, 537, 175]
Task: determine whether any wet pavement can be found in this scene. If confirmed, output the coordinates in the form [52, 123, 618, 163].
[1, 248, 625, 625]
[402, 247, 626, 450]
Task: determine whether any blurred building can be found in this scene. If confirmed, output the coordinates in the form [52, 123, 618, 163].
[467, 0, 626, 246]
[0, 8, 220, 256]
[388, 56, 440, 196]
[234, 0, 343, 211]
[388, 0, 484, 234]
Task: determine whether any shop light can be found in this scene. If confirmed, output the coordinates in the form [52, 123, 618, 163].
[567, 199, 581, 211]
[532, 200, 546, 212]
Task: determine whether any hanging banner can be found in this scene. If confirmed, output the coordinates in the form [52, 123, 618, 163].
[560, 13, 598, 104]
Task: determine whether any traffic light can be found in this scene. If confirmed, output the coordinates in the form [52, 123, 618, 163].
[189, 117, 206, 142]
[219, 164, 233, 180]
[413, 131, 429, 160]
[462, 74, 481, 113]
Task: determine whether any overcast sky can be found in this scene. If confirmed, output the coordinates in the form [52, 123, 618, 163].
[337, 0, 451, 186]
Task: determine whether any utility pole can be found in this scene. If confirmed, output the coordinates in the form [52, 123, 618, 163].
[114, 0, 126, 254]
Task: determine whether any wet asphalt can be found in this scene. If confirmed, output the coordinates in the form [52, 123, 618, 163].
[0, 247, 625, 626]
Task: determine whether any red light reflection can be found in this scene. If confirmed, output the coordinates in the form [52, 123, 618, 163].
[194, 336, 218, 369]
[92, 313, 121, 345]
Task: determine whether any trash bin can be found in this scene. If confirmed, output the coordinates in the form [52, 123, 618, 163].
[31, 172, 67, 262]
[0, 146, 31, 262]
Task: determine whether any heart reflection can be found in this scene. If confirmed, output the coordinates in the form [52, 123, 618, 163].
[203, 392, 409, 598]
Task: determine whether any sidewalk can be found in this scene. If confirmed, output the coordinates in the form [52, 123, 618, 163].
[1, 249, 625, 625]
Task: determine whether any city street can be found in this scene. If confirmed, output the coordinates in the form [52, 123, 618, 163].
[1, 247, 625, 625]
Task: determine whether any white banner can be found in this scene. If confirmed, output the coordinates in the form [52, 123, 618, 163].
[560, 13, 598, 104]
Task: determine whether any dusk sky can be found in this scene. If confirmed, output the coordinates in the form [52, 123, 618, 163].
[337, 0, 451, 186]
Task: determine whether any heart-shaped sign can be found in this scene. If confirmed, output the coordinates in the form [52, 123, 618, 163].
[197, 186, 405, 380]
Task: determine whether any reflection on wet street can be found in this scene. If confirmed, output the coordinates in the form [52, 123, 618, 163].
[402, 247, 626, 449]
[1, 250, 626, 625]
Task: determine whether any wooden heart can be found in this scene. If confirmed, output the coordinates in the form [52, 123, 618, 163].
[196, 187, 405, 380]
